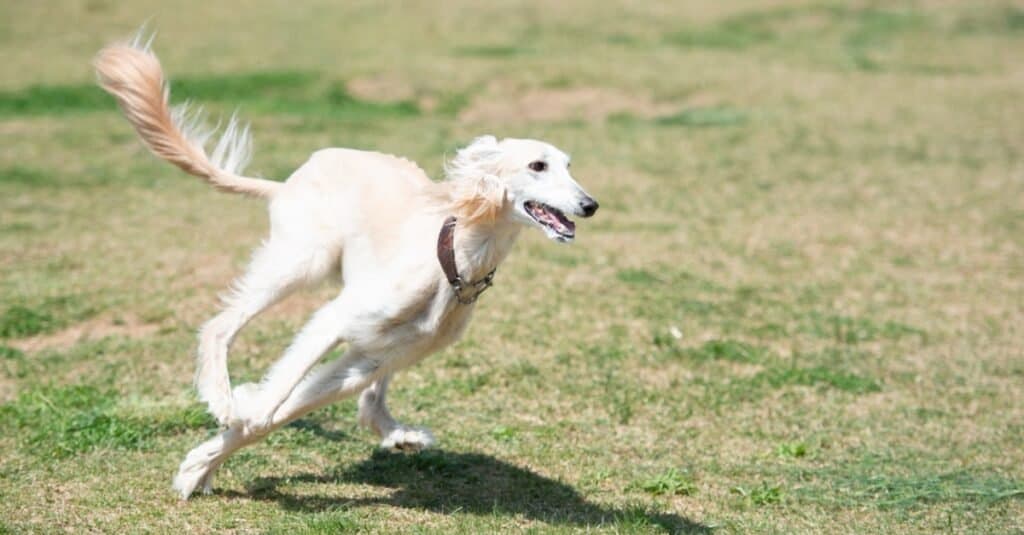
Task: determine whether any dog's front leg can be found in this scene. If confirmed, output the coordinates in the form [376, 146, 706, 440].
[230, 294, 355, 434]
[175, 348, 380, 499]
[358, 374, 436, 451]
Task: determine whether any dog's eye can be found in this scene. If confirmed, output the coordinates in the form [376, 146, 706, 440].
[528, 161, 547, 173]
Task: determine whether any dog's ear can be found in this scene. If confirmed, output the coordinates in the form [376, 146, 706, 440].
[470, 134, 497, 147]
[446, 135, 504, 181]
[460, 135, 502, 169]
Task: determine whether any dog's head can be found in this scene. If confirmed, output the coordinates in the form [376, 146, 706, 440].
[446, 136, 598, 242]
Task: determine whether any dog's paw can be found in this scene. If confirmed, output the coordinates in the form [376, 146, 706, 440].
[173, 440, 222, 499]
[381, 426, 436, 452]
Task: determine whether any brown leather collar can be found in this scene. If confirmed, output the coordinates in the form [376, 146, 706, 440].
[437, 216, 496, 305]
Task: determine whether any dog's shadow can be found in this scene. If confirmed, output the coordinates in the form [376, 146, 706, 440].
[242, 446, 710, 533]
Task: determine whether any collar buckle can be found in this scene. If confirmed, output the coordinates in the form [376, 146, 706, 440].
[451, 269, 496, 305]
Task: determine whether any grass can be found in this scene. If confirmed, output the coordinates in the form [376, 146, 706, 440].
[0, 385, 214, 458]
[732, 483, 784, 507]
[794, 451, 1024, 513]
[748, 365, 880, 394]
[775, 442, 808, 459]
[0, 71, 421, 121]
[654, 107, 749, 128]
[633, 469, 698, 497]
[0, 296, 96, 338]
[453, 45, 532, 58]
[1, 0, 1023, 533]
[830, 470, 1024, 511]
[0, 305, 58, 338]
[0, 82, 115, 116]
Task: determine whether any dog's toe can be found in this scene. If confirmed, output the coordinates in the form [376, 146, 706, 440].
[381, 427, 436, 452]
[174, 453, 214, 500]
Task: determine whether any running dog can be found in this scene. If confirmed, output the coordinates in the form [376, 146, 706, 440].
[94, 34, 598, 499]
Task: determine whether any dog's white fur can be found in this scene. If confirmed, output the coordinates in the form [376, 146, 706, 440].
[94, 36, 597, 499]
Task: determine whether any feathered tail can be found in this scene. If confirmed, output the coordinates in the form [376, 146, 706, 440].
[93, 34, 280, 198]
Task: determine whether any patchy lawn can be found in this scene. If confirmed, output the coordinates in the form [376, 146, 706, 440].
[1, 1, 1023, 533]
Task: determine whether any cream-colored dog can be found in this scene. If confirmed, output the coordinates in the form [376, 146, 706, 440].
[94, 34, 598, 499]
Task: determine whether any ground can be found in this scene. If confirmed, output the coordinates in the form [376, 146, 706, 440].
[1, 1, 1023, 533]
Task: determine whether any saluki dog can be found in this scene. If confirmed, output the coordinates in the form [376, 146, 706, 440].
[94, 34, 598, 499]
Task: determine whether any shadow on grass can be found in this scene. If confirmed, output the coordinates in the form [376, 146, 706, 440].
[284, 419, 350, 442]
[241, 449, 711, 533]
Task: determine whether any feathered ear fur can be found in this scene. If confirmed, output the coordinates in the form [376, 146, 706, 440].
[443, 136, 507, 225]
[445, 135, 501, 181]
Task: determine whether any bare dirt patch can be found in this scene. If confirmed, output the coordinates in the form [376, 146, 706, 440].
[458, 86, 678, 124]
[8, 315, 160, 353]
[347, 75, 417, 103]
[347, 75, 440, 111]
[0, 376, 15, 403]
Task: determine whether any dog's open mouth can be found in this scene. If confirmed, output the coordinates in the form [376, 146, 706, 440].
[524, 200, 575, 240]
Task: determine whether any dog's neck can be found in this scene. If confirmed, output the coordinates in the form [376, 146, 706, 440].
[432, 175, 522, 283]
[453, 216, 521, 283]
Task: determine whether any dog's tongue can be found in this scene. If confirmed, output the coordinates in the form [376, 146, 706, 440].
[556, 211, 575, 235]
[540, 206, 575, 235]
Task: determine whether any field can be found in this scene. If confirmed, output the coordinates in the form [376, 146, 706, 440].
[2, 1, 1023, 533]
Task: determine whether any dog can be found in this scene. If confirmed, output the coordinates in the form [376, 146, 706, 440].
[94, 34, 598, 499]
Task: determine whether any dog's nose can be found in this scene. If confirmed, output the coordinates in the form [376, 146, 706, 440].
[579, 197, 599, 218]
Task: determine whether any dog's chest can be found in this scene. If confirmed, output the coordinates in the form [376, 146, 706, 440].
[358, 282, 476, 361]
[403, 288, 476, 357]
[427, 298, 475, 351]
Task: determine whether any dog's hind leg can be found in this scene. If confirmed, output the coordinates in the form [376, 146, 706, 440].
[358, 375, 436, 451]
[196, 238, 337, 425]
[174, 347, 380, 499]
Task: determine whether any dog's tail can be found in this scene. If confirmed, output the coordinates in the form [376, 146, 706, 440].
[93, 34, 280, 198]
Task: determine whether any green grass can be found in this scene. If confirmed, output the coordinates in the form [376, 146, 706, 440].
[0, 346, 23, 360]
[666, 4, 1013, 74]
[1, 0, 1023, 533]
[733, 482, 784, 507]
[0, 166, 60, 188]
[633, 469, 698, 497]
[842, 9, 928, 72]
[0, 305, 58, 338]
[453, 45, 532, 58]
[748, 365, 880, 394]
[798, 312, 926, 344]
[832, 470, 1024, 511]
[0, 71, 420, 122]
[795, 451, 1024, 513]
[683, 339, 765, 363]
[0, 82, 115, 116]
[172, 71, 319, 101]
[0, 385, 214, 459]
[0, 296, 96, 338]
[617, 268, 662, 285]
[654, 107, 749, 128]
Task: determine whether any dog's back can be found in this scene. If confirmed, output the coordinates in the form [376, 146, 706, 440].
[267, 148, 442, 276]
